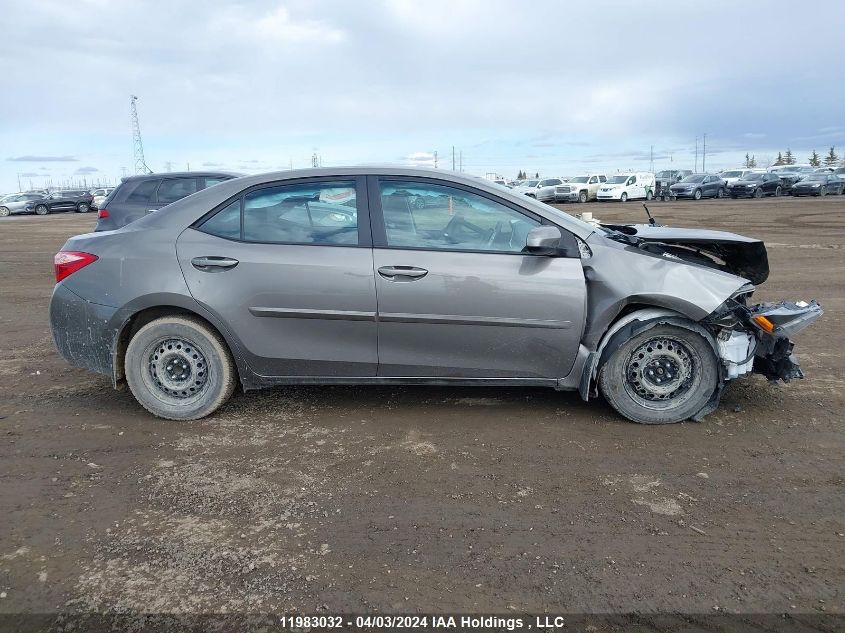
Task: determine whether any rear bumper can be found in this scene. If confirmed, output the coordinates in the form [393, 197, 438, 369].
[49, 284, 118, 376]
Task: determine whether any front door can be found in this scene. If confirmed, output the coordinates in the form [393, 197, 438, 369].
[370, 177, 586, 379]
[176, 177, 378, 377]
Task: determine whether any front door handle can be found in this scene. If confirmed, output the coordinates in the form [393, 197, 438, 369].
[191, 256, 239, 271]
[377, 266, 428, 280]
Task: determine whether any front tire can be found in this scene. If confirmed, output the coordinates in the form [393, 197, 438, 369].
[774, 186, 782, 197]
[753, 188, 763, 199]
[579, 190, 588, 203]
[598, 323, 719, 424]
[819, 187, 826, 197]
[125, 315, 237, 420]
[620, 192, 628, 202]
[35, 204, 49, 215]
[693, 189, 702, 200]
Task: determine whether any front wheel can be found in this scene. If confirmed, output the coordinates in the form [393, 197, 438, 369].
[716, 188, 724, 199]
[35, 204, 49, 215]
[754, 188, 763, 199]
[774, 186, 782, 197]
[599, 323, 719, 424]
[77, 202, 90, 213]
[645, 189, 653, 200]
[693, 189, 702, 200]
[819, 187, 826, 197]
[125, 315, 237, 420]
[579, 190, 588, 203]
[620, 192, 628, 202]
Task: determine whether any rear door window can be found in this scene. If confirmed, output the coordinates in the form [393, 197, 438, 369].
[126, 179, 161, 203]
[157, 178, 199, 204]
[202, 176, 231, 188]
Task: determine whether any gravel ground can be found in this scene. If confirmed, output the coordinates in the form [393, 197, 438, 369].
[0, 197, 843, 628]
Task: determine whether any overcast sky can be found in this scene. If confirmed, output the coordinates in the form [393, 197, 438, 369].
[2, 0, 844, 191]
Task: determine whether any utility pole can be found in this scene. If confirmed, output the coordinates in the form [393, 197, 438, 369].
[459, 150, 463, 171]
[650, 145, 654, 173]
[129, 95, 151, 175]
[164, 161, 172, 172]
[694, 137, 698, 173]
[311, 151, 319, 168]
[452, 146, 455, 171]
[434, 151, 438, 168]
[702, 134, 707, 172]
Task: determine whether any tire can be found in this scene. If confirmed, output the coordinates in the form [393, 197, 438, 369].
[716, 188, 724, 199]
[0, 207, 9, 218]
[579, 190, 588, 203]
[76, 202, 90, 213]
[645, 190, 653, 200]
[819, 187, 826, 197]
[693, 189, 702, 200]
[125, 315, 237, 420]
[730, 194, 737, 199]
[598, 323, 719, 425]
[753, 188, 763, 199]
[35, 204, 49, 215]
[620, 192, 628, 202]
[774, 186, 782, 197]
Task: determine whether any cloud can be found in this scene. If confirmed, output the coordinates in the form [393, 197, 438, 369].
[7, 155, 78, 162]
[18, 172, 40, 177]
[202, 161, 223, 167]
[73, 166, 99, 174]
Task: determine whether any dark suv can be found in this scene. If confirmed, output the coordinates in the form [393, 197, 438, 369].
[29, 190, 94, 215]
[95, 172, 239, 231]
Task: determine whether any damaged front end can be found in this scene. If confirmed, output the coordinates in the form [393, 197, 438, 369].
[703, 287, 823, 384]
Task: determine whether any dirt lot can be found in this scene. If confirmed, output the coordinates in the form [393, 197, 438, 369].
[1, 197, 843, 625]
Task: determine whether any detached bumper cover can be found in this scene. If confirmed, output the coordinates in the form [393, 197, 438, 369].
[748, 300, 823, 382]
[49, 284, 118, 376]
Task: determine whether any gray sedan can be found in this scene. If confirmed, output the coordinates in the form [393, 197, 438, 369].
[0, 192, 46, 217]
[49, 167, 821, 424]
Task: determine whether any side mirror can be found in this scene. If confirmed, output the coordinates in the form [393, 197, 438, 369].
[525, 225, 577, 257]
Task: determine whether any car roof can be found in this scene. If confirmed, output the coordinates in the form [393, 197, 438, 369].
[120, 170, 241, 182]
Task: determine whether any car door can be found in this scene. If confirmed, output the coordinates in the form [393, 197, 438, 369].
[118, 178, 163, 225]
[766, 174, 780, 194]
[176, 176, 378, 378]
[49, 192, 71, 211]
[370, 176, 586, 380]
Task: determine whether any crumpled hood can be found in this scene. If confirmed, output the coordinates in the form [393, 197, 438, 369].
[599, 223, 770, 285]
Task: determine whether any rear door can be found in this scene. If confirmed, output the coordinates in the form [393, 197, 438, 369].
[176, 176, 378, 378]
[370, 176, 586, 379]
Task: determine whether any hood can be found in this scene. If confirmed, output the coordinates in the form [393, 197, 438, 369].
[670, 181, 701, 188]
[599, 223, 769, 285]
[732, 179, 762, 186]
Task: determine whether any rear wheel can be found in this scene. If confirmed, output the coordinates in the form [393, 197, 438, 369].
[646, 189, 653, 200]
[775, 186, 782, 197]
[599, 323, 719, 424]
[125, 315, 237, 420]
[579, 190, 588, 203]
[76, 202, 90, 213]
[716, 188, 724, 198]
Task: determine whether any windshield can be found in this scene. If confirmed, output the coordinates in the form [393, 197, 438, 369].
[569, 176, 589, 184]
[722, 171, 743, 178]
[804, 175, 826, 181]
[744, 174, 764, 181]
[606, 175, 628, 184]
[525, 180, 539, 187]
[680, 175, 705, 183]
[655, 171, 673, 178]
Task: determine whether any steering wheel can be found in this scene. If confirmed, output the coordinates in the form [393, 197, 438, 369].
[485, 221, 505, 249]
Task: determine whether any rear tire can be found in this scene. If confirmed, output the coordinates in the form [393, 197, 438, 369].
[716, 188, 724, 198]
[76, 202, 90, 213]
[774, 186, 782, 197]
[598, 323, 719, 424]
[35, 204, 49, 215]
[646, 190, 653, 200]
[125, 315, 237, 420]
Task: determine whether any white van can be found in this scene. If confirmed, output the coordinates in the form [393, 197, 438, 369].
[597, 172, 656, 202]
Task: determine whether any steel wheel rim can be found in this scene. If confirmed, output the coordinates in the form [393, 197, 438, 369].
[142, 336, 210, 405]
[623, 336, 700, 411]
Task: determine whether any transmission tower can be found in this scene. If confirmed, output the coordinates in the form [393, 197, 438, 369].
[130, 95, 151, 174]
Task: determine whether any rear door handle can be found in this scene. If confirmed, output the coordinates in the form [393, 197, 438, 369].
[191, 256, 239, 271]
[377, 266, 428, 280]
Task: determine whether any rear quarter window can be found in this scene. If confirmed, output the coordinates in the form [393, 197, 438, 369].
[126, 179, 161, 203]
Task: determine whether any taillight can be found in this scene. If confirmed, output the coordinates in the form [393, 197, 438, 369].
[97, 208, 109, 219]
[54, 251, 98, 283]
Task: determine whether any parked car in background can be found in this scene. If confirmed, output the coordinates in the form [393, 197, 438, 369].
[596, 172, 655, 202]
[90, 187, 115, 210]
[535, 177, 566, 202]
[719, 169, 756, 188]
[49, 166, 821, 425]
[95, 171, 238, 231]
[28, 190, 93, 215]
[728, 172, 783, 198]
[512, 179, 540, 197]
[654, 169, 692, 200]
[669, 174, 726, 200]
[0, 192, 46, 217]
[791, 173, 844, 196]
[555, 174, 607, 203]
[776, 173, 802, 195]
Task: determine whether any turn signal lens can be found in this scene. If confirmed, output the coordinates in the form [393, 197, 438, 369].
[54, 251, 98, 283]
[752, 315, 776, 333]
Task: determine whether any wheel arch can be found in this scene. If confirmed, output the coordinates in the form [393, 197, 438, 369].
[112, 303, 247, 389]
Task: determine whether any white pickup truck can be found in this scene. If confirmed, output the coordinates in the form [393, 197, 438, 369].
[553, 174, 607, 203]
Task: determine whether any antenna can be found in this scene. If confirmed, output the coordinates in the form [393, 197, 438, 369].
[130, 95, 151, 174]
